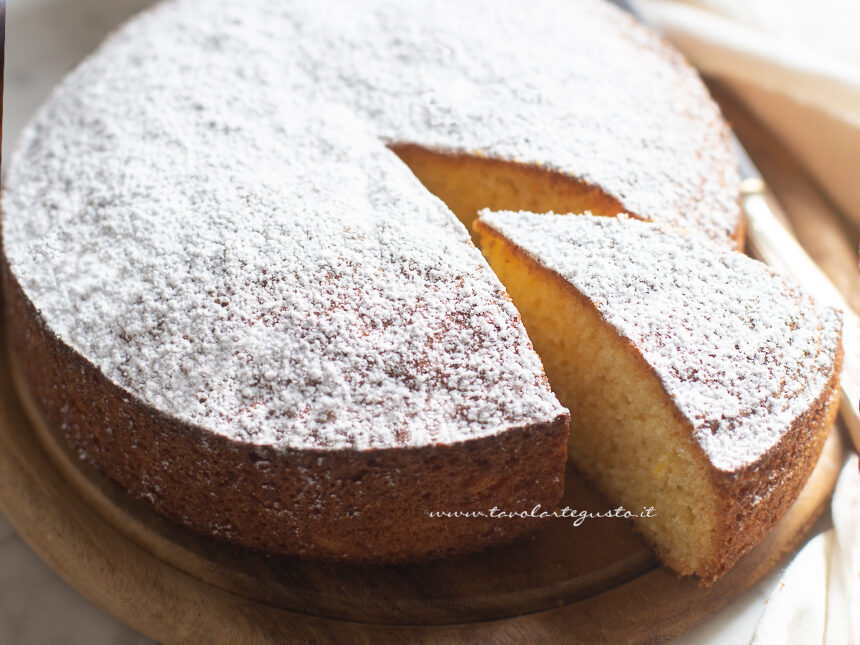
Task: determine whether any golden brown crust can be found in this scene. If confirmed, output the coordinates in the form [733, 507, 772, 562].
[702, 346, 842, 581]
[2, 258, 569, 563]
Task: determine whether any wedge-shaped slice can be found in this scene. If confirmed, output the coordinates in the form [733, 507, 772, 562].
[474, 211, 843, 581]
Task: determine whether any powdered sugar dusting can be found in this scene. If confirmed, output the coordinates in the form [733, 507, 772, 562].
[309, 0, 740, 243]
[480, 212, 842, 472]
[1, 0, 574, 450]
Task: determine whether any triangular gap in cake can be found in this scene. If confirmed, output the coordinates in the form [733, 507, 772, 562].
[389, 143, 631, 241]
[471, 211, 842, 582]
[389, 143, 747, 251]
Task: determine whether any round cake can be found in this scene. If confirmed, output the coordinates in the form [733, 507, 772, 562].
[2, 0, 752, 565]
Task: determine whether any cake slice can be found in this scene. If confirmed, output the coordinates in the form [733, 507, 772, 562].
[474, 212, 843, 581]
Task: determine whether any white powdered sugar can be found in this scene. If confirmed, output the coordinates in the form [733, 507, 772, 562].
[2, 0, 739, 450]
[480, 212, 843, 472]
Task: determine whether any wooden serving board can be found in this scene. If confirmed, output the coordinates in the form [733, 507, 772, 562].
[0, 311, 848, 644]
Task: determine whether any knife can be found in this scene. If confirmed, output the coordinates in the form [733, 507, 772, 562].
[609, 0, 860, 449]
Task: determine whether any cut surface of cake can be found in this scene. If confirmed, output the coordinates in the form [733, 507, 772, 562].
[474, 212, 843, 580]
[3, 0, 743, 563]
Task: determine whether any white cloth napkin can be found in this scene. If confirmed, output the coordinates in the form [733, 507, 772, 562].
[629, 0, 860, 229]
[749, 453, 859, 645]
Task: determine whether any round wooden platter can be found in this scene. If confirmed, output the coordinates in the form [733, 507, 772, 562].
[0, 319, 848, 645]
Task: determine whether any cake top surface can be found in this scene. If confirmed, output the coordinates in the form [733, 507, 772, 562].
[5, 0, 740, 235]
[2, 0, 737, 450]
[479, 212, 843, 472]
[5, 93, 567, 449]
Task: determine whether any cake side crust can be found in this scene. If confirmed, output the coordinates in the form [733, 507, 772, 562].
[2, 260, 569, 562]
[702, 345, 842, 580]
